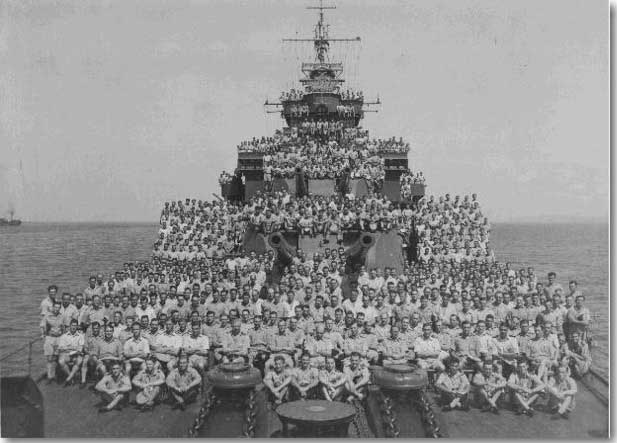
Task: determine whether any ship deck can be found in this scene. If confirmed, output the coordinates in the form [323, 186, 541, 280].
[428, 384, 608, 438]
[33, 373, 608, 438]
[37, 380, 201, 438]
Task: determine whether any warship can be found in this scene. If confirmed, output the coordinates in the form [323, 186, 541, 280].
[0, 209, 22, 226]
[1, 1, 608, 438]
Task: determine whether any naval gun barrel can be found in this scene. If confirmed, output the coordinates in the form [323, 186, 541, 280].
[267, 232, 295, 267]
[345, 232, 376, 272]
[295, 166, 308, 198]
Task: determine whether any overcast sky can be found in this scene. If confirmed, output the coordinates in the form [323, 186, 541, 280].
[1, 0, 608, 222]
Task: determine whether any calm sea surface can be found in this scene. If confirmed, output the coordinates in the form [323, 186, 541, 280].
[0, 222, 608, 377]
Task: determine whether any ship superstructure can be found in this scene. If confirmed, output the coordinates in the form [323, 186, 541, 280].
[0, 209, 22, 226]
[215, 0, 425, 280]
[219, 1, 425, 278]
[269, 0, 373, 127]
[222, 0, 424, 206]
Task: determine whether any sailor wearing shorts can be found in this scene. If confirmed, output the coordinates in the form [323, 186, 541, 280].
[40, 301, 64, 383]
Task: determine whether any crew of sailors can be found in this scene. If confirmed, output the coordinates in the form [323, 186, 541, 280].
[237, 126, 409, 156]
[218, 171, 234, 186]
[156, 198, 250, 259]
[39, 195, 590, 418]
[280, 88, 304, 102]
[152, 193, 493, 263]
[336, 105, 357, 117]
[279, 88, 363, 102]
[415, 194, 492, 263]
[233, 125, 414, 186]
[258, 127, 385, 182]
[365, 137, 410, 154]
[287, 104, 310, 117]
[400, 171, 426, 200]
[340, 89, 363, 101]
[299, 121, 357, 137]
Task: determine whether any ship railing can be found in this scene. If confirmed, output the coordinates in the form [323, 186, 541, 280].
[0, 336, 44, 379]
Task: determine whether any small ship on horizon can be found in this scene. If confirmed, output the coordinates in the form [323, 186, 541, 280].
[0, 209, 22, 226]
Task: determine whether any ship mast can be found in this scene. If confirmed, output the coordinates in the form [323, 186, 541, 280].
[307, 0, 347, 63]
[282, 0, 360, 82]
[310, 0, 332, 63]
[264, 1, 380, 126]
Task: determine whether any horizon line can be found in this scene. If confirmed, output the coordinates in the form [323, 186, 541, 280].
[14, 217, 609, 225]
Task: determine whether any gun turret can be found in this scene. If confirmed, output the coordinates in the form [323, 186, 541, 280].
[268, 232, 296, 267]
[345, 232, 376, 272]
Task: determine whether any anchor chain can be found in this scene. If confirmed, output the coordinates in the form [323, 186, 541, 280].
[187, 390, 216, 437]
[350, 398, 372, 438]
[348, 414, 360, 439]
[380, 393, 400, 438]
[414, 389, 442, 438]
[243, 388, 258, 437]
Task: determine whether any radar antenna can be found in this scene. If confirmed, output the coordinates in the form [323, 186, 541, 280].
[282, 0, 360, 64]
